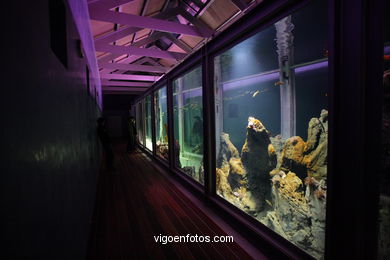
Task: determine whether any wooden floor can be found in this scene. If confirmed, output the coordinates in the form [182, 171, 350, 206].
[87, 143, 254, 260]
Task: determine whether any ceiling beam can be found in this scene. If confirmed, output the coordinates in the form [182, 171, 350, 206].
[94, 7, 181, 46]
[89, 9, 209, 37]
[88, 0, 134, 10]
[96, 44, 186, 60]
[190, 0, 204, 8]
[98, 52, 134, 64]
[178, 8, 214, 36]
[101, 80, 152, 87]
[163, 33, 192, 53]
[143, 57, 162, 66]
[100, 73, 159, 81]
[99, 62, 167, 73]
[103, 86, 146, 92]
[132, 32, 166, 47]
[230, 0, 248, 11]
[95, 27, 142, 47]
[98, 56, 162, 74]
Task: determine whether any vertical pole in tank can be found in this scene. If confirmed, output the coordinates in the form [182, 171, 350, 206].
[275, 16, 296, 139]
[158, 91, 163, 142]
[176, 77, 184, 155]
[142, 99, 146, 145]
[214, 55, 224, 159]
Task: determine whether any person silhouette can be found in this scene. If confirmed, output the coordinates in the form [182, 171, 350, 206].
[127, 116, 136, 152]
[97, 117, 115, 171]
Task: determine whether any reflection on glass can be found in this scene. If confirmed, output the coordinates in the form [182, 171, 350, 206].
[145, 95, 153, 151]
[173, 66, 204, 183]
[155, 86, 169, 160]
[214, 1, 328, 258]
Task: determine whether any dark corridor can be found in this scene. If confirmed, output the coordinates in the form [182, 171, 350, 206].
[87, 142, 260, 259]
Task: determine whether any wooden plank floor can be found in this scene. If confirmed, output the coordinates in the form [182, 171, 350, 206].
[87, 143, 254, 260]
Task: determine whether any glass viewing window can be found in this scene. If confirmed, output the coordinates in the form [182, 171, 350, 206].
[155, 86, 169, 160]
[214, 1, 328, 258]
[173, 66, 204, 184]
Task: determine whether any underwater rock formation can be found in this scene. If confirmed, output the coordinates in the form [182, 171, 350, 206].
[156, 141, 169, 161]
[378, 196, 390, 259]
[198, 160, 204, 184]
[272, 110, 328, 181]
[270, 171, 310, 238]
[228, 158, 246, 188]
[216, 162, 233, 199]
[215, 133, 257, 211]
[304, 176, 327, 257]
[262, 171, 326, 259]
[215, 111, 329, 258]
[241, 117, 277, 210]
[217, 132, 239, 167]
[303, 109, 328, 180]
[280, 136, 307, 179]
[270, 134, 285, 168]
[182, 166, 196, 178]
[174, 140, 182, 168]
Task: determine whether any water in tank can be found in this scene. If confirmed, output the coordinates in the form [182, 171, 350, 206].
[173, 66, 204, 183]
[214, 0, 328, 258]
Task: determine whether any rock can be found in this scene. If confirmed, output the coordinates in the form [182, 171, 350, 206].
[270, 135, 285, 168]
[305, 118, 323, 154]
[260, 211, 288, 239]
[241, 117, 277, 210]
[280, 136, 307, 179]
[198, 160, 204, 184]
[174, 140, 182, 168]
[182, 166, 196, 178]
[156, 141, 169, 161]
[303, 110, 328, 180]
[216, 162, 233, 199]
[291, 229, 310, 245]
[271, 171, 310, 239]
[217, 132, 239, 168]
[228, 157, 247, 190]
[272, 171, 308, 212]
[305, 178, 326, 254]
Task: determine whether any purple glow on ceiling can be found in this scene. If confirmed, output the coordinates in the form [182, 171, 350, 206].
[66, 0, 102, 108]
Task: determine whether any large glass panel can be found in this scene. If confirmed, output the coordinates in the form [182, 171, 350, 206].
[173, 66, 204, 184]
[145, 95, 153, 151]
[155, 86, 169, 160]
[378, 3, 390, 258]
[214, 1, 328, 258]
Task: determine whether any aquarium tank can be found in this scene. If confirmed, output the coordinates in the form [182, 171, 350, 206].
[136, 101, 145, 146]
[155, 86, 169, 160]
[378, 3, 390, 258]
[173, 66, 204, 183]
[214, 0, 328, 258]
[145, 95, 153, 151]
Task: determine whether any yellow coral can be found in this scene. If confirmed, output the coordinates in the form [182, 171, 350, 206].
[268, 144, 276, 157]
[229, 157, 246, 175]
[216, 163, 232, 198]
[247, 116, 264, 130]
[276, 172, 306, 204]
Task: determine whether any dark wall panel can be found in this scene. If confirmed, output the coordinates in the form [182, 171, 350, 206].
[0, 1, 100, 259]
